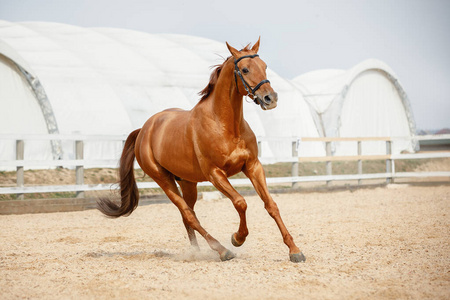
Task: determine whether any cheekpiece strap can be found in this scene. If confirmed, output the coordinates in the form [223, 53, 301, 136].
[233, 54, 270, 103]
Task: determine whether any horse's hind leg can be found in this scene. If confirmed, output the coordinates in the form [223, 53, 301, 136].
[178, 180, 199, 250]
[148, 171, 234, 261]
[161, 177, 234, 260]
[137, 143, 234, 261]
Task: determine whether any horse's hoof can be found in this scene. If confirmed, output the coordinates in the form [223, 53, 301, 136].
[220, 250, 235, 261]
[231, 233, 245, 247]
[289, 252, 306, 263]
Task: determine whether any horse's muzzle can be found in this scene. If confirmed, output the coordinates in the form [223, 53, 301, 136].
[256, 91, 278, 110]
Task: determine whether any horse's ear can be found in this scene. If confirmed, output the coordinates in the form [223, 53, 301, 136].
[251, 37, 260, 53]
[226, 42, 240, 58]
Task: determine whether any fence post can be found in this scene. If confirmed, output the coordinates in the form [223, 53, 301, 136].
[357, 140, 362, 185]
[325, 141, 332, 186]
[16, 140, 24, 200]
[386, 140, 393, 184]
[75, 140, 84, 198]
[291, 140, 299, 188]
[257, 141, 262, 158]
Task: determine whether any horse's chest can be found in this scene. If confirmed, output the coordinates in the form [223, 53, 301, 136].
[219, 140, 249, 172]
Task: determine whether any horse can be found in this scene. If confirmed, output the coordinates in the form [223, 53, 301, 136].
[97, 38, 306, 263]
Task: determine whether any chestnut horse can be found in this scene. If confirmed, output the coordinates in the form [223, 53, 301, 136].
[98, 38, 305, 263]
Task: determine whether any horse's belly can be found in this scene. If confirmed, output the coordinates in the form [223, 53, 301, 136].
[160, 151, 206, 182]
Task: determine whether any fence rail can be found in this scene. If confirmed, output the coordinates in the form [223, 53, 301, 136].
[1, 134, 449, 197]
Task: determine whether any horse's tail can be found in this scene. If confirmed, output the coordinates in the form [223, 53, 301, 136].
[97, 128, 141, 218]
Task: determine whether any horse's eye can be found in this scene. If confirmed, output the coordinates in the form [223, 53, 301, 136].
[242, 68, 249, 74]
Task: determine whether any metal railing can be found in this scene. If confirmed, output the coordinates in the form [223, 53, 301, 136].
[1, 134, 449, 198]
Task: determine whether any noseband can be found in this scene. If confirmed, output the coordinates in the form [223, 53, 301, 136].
[233, 54, 270, 105]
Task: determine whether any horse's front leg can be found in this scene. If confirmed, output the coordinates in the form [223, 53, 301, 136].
[208, 168, 249, 247]
[243, 160, 306, 263]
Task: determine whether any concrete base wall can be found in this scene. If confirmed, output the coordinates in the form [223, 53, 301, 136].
[0, 195, 171, 215]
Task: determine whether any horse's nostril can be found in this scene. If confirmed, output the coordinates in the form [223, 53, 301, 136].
[264, 95, 271, 104]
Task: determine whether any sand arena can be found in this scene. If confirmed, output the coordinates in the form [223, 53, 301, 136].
[1, 185, 449, 299]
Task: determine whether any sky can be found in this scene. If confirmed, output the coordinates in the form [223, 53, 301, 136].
[0, 0, 449, 130]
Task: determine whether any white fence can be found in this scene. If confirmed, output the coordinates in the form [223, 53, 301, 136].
[1, 134, 449, 199]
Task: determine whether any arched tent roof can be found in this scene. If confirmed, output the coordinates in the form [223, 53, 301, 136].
[0, 20, 321, 167]
[292, 59, 417, 155]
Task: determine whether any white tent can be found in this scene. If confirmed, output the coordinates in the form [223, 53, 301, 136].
[0, 20, 321, 169]
[292, 59, 417, 155]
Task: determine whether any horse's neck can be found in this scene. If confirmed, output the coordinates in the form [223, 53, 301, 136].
[210, 62, 244, 139]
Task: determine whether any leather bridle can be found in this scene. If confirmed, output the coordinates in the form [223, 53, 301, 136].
[233, 54, 270, 105]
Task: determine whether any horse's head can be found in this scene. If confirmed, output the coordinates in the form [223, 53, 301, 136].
[226, 38, 278, 110]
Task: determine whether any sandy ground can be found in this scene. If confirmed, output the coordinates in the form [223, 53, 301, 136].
[1, 185, 449, 299]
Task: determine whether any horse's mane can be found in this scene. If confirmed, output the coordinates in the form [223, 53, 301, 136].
[198, 44, 252, 101]
[198, 57, 230, 101]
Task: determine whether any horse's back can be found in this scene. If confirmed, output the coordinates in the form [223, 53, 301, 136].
[139, 107, 191, 151]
